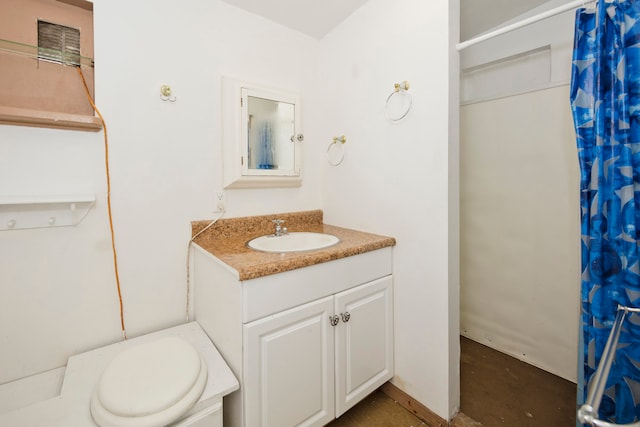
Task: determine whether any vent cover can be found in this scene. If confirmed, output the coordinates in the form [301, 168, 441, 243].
[37, 20, 80, 66]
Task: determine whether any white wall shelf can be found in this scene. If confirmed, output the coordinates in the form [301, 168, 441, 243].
[0, 195, 96, 231]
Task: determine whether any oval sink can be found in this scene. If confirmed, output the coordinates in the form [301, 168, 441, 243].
[248, 232, 340, 253]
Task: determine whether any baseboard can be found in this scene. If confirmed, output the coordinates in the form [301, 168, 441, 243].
[380, 382, 448, 427]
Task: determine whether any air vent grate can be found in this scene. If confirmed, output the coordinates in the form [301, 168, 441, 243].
[37, 20, 80, 66]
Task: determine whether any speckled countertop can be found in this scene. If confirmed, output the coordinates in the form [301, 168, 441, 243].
[191, 210, 396, 280]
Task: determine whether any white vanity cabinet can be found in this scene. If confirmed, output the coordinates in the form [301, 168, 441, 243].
[192, 245, 394, 427]
[244, 276, 393, 427]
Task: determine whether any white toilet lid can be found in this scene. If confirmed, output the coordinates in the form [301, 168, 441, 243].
[91, 336, 208, 427]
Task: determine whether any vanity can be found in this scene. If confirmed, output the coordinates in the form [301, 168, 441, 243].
[190, 210, 395, 427]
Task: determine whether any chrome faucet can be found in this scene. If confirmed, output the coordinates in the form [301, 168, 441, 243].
[272, 219, 288, 236]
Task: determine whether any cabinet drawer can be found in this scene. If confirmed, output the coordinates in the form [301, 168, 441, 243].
[242, 247, 392, 323]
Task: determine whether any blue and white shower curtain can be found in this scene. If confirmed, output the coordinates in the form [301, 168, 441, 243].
[571, 0, 640, 423]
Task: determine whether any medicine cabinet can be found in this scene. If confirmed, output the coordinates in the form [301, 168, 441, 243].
[222, 77, 303, 188]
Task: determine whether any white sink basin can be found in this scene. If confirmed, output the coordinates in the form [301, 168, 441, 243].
[247, 232, 340, 253]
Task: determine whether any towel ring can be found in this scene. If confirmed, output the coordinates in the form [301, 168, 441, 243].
[327, 136, 346, 166]
[385, 81, 411, 122]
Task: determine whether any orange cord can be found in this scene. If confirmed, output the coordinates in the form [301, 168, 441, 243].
[76, 66, 127, 340]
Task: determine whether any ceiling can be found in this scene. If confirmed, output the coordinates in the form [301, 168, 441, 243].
[221, 0, 553, 40]
[219, 0, 370, 39]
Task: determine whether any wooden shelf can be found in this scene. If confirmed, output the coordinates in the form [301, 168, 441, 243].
[0, 105, 102, 131]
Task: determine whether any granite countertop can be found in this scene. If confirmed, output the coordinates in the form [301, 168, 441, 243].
[191, 210, 396, 280]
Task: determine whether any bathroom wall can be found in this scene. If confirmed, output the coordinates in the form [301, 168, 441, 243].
[1, 0, 462, 420]
[319, 0, 460, 419]
[0, 0, 323, 384]
[459, 0, 580, 382]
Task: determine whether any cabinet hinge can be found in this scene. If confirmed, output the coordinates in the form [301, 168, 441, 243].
[240, 97, 243, 107]
[241, 156, 244, 166]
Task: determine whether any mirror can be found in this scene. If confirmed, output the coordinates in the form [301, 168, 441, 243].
[222, 77, 302, 189]
[244, 91, 297, 172]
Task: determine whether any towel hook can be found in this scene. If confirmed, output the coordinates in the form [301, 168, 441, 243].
[160, 85, 176, 102]
[394, 81, 410, 92]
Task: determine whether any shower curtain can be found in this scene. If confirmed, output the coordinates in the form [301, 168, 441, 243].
[571, 0, 640, 423]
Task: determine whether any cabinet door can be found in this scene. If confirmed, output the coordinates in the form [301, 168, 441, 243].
[244, 296, 335, 427]
[334, 276, 394, 417]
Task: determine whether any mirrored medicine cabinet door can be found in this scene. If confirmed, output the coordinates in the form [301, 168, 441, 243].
[222, 77, 303, 189]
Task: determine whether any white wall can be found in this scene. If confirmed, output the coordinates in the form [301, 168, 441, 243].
[459, 0, 580, 382]
[0, 0, 322, 384]
[1, 0, 461, 420]
[319, 0, 460, 419]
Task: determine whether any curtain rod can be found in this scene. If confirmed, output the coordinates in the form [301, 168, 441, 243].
[457, 0, 596, 51]
[577, 305, 640, 427]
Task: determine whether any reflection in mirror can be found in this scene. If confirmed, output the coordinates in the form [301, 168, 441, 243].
[247, 96, 295, 171]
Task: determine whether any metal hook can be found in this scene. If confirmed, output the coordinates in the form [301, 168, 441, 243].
[333, 135, 347, 144]
[160, 85, 176, 102]
[394, 81, 410, 92]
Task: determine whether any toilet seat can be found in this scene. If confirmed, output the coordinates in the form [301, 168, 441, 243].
[90, 336, 208, 427]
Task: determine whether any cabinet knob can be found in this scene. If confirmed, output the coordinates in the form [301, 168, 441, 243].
[330, 315, 340, 326]
[341, 312, 351, 323]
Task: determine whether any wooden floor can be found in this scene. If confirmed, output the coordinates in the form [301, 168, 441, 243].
[327, 389, 427, 427]
[460, 336, 576, 426]
[328, 336, 577, 427]
[327, 389, 481, 427]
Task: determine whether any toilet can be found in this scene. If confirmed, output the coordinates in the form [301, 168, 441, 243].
[90, 335, 209, 427]
[0, 322, 238, 427]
